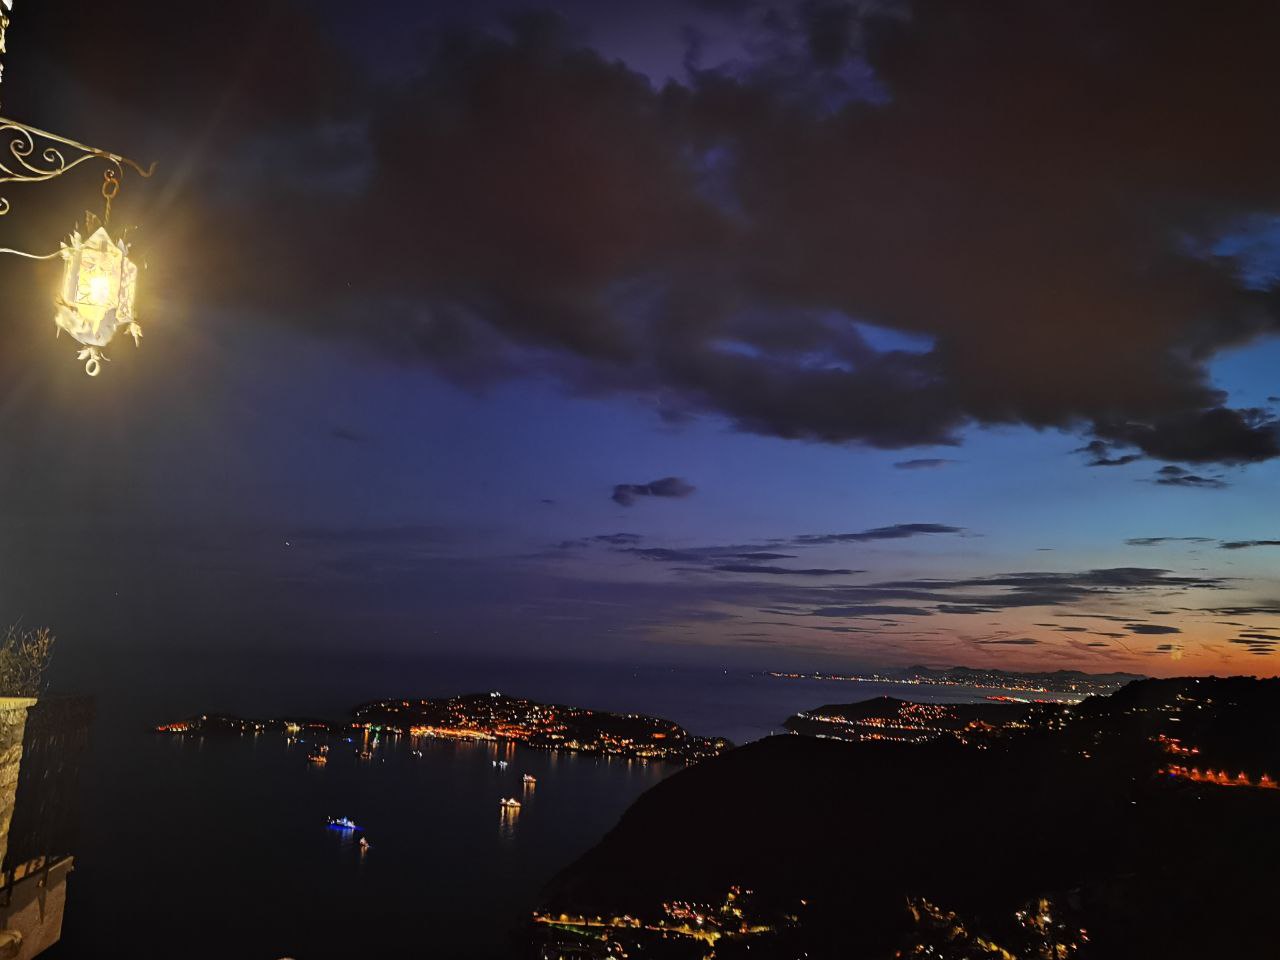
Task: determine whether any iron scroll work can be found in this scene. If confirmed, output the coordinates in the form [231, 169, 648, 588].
[0, 114, 157, 216]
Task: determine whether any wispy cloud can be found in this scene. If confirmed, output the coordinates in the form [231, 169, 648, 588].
[712, 564, 861, 577]
[1151, 466, 1228, 489]
[1125, 536, 1213, 546]
[893, 458, 959, 470]
[790, 523, 964, 545]
[612, 477, 696, 506]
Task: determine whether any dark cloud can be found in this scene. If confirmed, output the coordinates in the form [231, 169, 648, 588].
[873, 568, 1222, 604]
[977, 638, 1040, 646]
[1151, 466, 1229, 489]
[1219, 539, 1280, 550]
[593, 533, 644, 545]
[712, 567, 1229, 624]
[806, 605, 935, 618]
[623, 545, 799, 563]
[1202, 605, 1280, 617]
[1230, 637, 1277, 655]
[1099, 410, 1280, 467]
[1124, 536, 1213, 546]
[1075, 441, 1142, 468]
[611, 477, 696, 506]
[1056, 613, 1144, 622]
[1085, 641, 1111, 647]
[1154, 644, 1182, 652]
[791, 523, 963, 545]
[40, 1, 1280, 467]
[1125, 623, 1182, 635]
[893, 458, 958, 470]
[713, 564, 859, 576]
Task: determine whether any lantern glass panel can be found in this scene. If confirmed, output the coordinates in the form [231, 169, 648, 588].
[55, 227, 136, 349]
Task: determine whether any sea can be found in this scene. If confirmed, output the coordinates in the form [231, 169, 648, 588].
[41, 653, 1029, 959]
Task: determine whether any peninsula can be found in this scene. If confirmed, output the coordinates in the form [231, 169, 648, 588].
[155, 692, 730, 765]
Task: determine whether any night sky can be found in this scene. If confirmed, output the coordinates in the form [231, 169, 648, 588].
[1, 0, 1279, 681]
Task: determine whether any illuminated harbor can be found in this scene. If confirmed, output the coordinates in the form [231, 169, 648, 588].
[154, 692, 731, 766]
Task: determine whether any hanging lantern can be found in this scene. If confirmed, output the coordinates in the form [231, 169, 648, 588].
[54, 222, 141, 375]
[47, 169, 143, 376]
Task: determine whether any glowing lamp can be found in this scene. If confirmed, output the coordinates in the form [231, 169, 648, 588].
[54, 225, 141, 376]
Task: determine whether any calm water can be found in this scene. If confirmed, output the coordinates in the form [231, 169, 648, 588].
[51, 724, 669, 958]
[43, 654, 1020, 958]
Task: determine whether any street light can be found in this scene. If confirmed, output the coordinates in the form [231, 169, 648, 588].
[0, 1, 157, 376]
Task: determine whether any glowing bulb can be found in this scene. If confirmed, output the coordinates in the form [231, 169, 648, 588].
[88, 274, 111, 306]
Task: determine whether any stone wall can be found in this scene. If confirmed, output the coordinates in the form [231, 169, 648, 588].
[0, 701, 35, 872]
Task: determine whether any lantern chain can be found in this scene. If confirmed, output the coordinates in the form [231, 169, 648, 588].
[102, 167, 118, 225]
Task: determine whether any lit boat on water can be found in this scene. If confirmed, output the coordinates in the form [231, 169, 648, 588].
[499, 797, 522, 809]
[307, 752, 328, 765]
[327, 816, 361, 830]
[357, 750, 373, 760]
[493, 760, 508, 769]
[522, 774, 537, 784]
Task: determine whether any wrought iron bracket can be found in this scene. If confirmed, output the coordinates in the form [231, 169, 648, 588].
[0, 114, 156, 216]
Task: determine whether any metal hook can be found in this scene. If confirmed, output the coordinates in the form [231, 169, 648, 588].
[101, 168, 119, 224]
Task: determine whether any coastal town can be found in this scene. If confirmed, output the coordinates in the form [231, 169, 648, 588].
[783, 696, 1035, 745]
[154, 692, 731, 765]
[535, 676, 1280, 959]
[766, 665, 1142, 699]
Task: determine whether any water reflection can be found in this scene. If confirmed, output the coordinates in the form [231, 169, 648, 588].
[499, 803, 519, 840]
